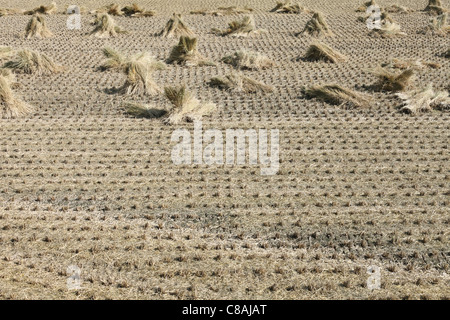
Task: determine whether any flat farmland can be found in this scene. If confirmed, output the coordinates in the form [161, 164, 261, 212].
[0, 0, 448, 299]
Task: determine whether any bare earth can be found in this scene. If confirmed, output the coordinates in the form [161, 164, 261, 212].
[0, 0, 449, 299]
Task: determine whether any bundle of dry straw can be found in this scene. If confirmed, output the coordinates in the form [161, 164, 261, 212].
[163, 86, 216, 125]
[158, 14, 195, 38]
[90, 13, 127, 38]
[270, 1, 309, 14]
[212, 15, 266, 37]
[304, 84, 371, 108]
[299, 12, 333, 37]
[0, 69, 33, 118]
[303, 42, 346, 63]
[25, 14, 53, 39]
[222, 50, 275, 70]
[167, 36, 215, 66]
[397, 84, 449, 114]
[209, 72, 274, 93]
[3, 49, 63, 74]
[100, 48, 164, 95]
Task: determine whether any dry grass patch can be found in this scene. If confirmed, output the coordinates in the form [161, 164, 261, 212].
[209, 72, 274, 93]
[163, 86, 216, 125]
[419, 13, 450, 36]
[25, 14, 53, 39]
[304, 84, 370, 108]
[24, 2, 57, 15]
[397, 84, 449, 114]
[3, 49, 63, 74]
[222, 50, 275, 70]
[90, 13, 127, 38]
[270, 1, 309, 14]
[369, 67, 415, 92]
[0, 69, 33, 118]
[167, 36, 215, 67]
[303, 42, 346, 63]
[191, 6, 253, 16]
[213, 15, 267, 37]
[158, 13, 195, 38]
[299, 12, 332, 37]
[123, 102, 167, 118]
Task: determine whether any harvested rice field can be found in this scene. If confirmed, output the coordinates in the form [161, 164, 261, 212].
[0, 0, 449, 300]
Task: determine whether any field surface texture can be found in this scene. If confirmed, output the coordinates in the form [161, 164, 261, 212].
[0, 0, 449, 299]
